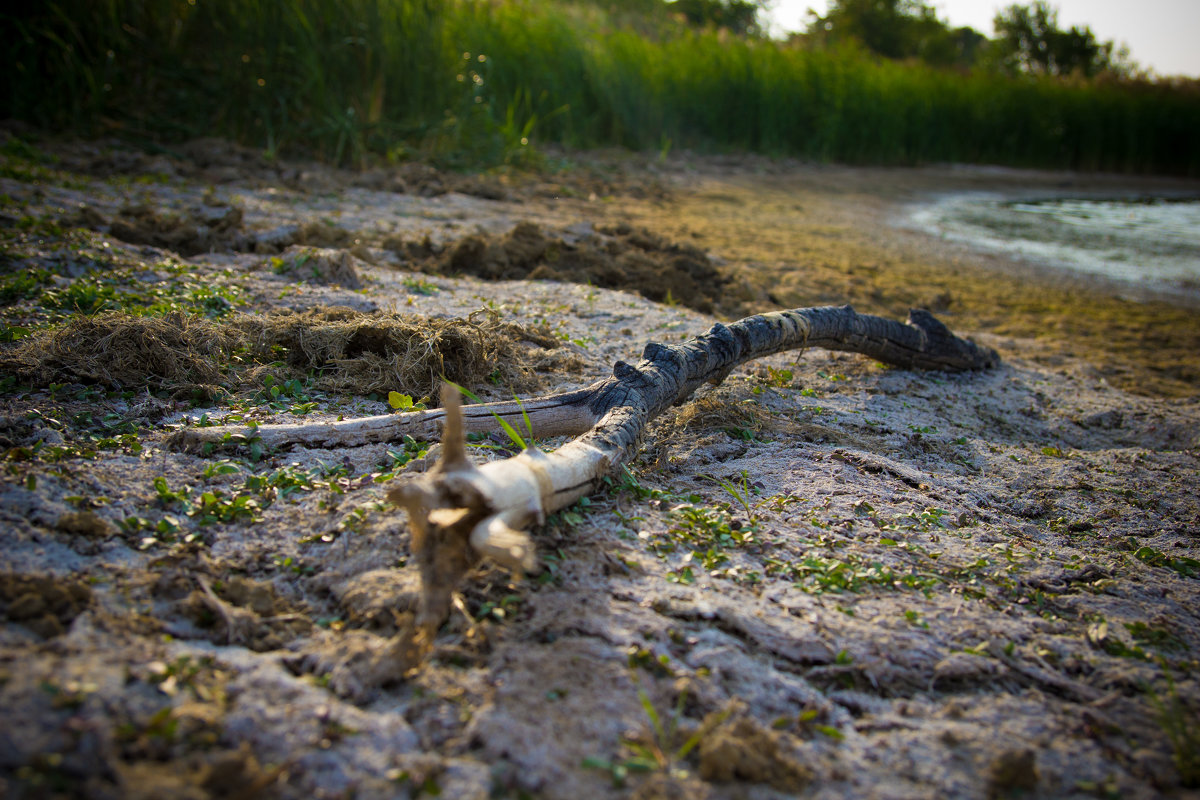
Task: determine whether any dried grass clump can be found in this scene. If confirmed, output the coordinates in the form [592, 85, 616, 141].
[656, 392, 876, 450]
[233, 306, 576, 399]
[666, 395, 774, 435]
[0, 306, 580, 400]
[0, 312, 238, 393]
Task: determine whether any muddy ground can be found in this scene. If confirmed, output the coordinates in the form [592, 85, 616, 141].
[1, 133, 1198, 800]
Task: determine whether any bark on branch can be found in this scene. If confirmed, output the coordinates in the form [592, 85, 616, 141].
[173, 305, 997, 644]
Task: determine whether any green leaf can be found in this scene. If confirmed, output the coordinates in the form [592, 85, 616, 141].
[816, 724, 845, 740]
[636, 686, 664, 743]
[446, 380, 526, 450]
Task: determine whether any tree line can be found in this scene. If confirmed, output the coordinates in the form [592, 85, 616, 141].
[597, 0, 1140, 78]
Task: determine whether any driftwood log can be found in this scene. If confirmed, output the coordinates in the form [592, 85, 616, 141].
[172, 305, 998, 645]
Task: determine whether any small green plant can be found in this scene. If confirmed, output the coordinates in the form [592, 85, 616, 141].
[1133, 546, 1200, 579]
[665, 566, 696, 584]
[253, 375, 311, 411]
[757, 365, 793, 388]
[585, 681, 729, 787]
[450, 382, 532, 450]
[372, 436, 430, 482]
[273, 555, 315, 575]
[550, 496, 592, 528]
[387, 391, 427, 412]
[401, 276, 439, 295]
[202, 459, 242, 479]
[154, 476, 191, 507]
[865, 505, 949, 533]
[302, 500, 388, 544]
[0, 267, 53, 305]
[664, 503, 752, 551]
[608, 464, 670, 502]
[476, 593, 522, 621]
[1147, 662, 1199, 788]
[766, 550, 943, 596]
[1125, 621, 1186, 652]
[190, 489, 265, 525]
[119, 513, 192, 550]
[705, 470, 763, 525]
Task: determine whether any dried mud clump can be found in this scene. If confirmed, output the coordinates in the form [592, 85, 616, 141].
[432, 221, 737, 314]
[181, 575, 312, 651]
[113, 744, 280, 800]
[0, 573, 92, 638]
[270, 246, 364, 289]
[292, 220, 356, 249]
[63, 136, 275, 184]
[106, 202, 250, 256]
[986, 748, 1039, 798]
[697, 707, 812, 791]
[0, 311, 238, 393]
[66, 201, 367, 258]
[236, 306, 581, 398]
[352, 161, 509, 200]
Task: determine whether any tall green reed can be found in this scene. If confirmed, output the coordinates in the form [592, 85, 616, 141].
[2, 0, 1197, 174]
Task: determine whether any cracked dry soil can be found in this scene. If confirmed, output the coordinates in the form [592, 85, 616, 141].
[1, 135, 1199, 800]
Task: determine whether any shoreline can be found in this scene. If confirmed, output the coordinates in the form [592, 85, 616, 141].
[897, 190, 1200, 310]
[583, 155, 1200, 397]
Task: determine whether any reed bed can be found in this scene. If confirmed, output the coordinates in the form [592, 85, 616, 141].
[3, 0, 1197, 174]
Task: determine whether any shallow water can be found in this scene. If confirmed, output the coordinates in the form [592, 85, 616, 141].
[908, 193, 1200, 295]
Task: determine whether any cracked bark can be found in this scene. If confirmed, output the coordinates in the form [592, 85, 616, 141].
[171, 305, 998, 652]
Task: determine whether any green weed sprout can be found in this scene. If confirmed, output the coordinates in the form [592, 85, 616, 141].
[447, 380, 532, 450]
[1148, 661, 1200, 787]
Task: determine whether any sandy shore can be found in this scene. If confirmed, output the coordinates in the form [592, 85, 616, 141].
[1, 139, 1198, 799]
[597, 156, 1200, 397]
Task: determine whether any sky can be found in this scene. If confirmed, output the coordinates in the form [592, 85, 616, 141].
[762, 0, 1200, 78]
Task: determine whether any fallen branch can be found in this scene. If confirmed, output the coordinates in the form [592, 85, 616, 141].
[170, 306, 995, 454]
[171, 304, 996, 658]
[175, 305, 998, 644]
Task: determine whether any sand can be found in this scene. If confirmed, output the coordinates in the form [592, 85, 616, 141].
[0, 134, 1198, 799]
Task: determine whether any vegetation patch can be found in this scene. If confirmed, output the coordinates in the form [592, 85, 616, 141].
[0, 312, 238, 394]
[0, 306, 581, 399]
[234, 305, 580, 397]
[5, 1, 1196, 174]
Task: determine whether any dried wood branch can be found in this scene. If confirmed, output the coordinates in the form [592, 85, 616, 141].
[170, 306, 995, 454]
[171, 305, 996, 657]
[175, 305, 998, 645]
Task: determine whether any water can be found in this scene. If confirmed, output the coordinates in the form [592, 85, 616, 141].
[908, 193, 1200, 297]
